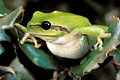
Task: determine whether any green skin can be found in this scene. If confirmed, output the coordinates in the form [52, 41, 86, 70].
[14, 11, 111, 59]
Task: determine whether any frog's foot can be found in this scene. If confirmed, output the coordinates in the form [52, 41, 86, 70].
[102, 33, 111, 38]
[0, 13, 7, 17]
[94, 33, 111, 50]
[94, 37, 103, 51]
[21, 33, 41, 48]
[94, 42, 99, 50]
[30, 36, 42, 48]
[3, 13, 7, 16]
[20, 33, 30, 44]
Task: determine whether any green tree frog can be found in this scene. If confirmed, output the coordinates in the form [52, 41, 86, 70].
[14, 11, 111, 59]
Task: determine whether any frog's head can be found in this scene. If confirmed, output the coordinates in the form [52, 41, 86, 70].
[27, 11, 71, 41]
[27, 11, 90, 41]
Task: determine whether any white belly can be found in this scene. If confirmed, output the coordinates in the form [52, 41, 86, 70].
[46, 39, 90, 59]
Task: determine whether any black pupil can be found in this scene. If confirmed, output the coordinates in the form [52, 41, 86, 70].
[41, 21, 51, 30]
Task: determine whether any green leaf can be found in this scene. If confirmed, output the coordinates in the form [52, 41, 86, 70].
[70, 17, 120, 77]
[112, 50, 120, 65]
[0, 0, 11, 14]
[0, 44, 5, 55]
[114, 52, 120, 65]
[1, 74, 18, 80]
[0, 30, 11, 55]
[0, 30, 11, 42]
[0, 66, 16, 79]
[111, 50, 120, 80]
[9, 57, 35, 80]
[0, 6, 24, 55]
[0, 6, 24, 30]
[15, 27, 63, 70]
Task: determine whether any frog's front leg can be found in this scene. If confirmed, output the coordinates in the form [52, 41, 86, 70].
[30, 35, 42, 48]
[21, 33, 41, 48]
[20, 33, 30, 44]
[14, 23, 41, 48]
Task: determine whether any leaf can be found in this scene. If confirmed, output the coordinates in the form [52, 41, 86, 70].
[0, 43, 5, 55]
[0, 30, 11, 55]
[0, 6, 24, 55]
[0, 30, 11, 42]
[0, 57, 35, 80]
[1, 74, 18, 80]
[112, 50, 120, 65]
[105, 49, 120, 80]
[0, 0, 11, 15]
[9, 57, 35, 80]
[15, 27, 63, 70]
[0, 66, 15, 79]
[0, 6, 24, 30]
[70, 17, 120, 77]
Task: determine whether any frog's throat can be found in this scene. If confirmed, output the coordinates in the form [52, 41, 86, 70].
[46, 35, 89, 59]
[29, 33, 60, 42]
[29, 31, 82, 45]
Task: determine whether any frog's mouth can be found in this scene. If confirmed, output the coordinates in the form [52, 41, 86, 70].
[29, 24, 70, 41]
[31, 26, 70, 36]
[29, 23, 70, 33]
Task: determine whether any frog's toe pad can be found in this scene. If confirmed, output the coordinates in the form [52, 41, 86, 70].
[34, 44, 41, 48]
[94, 42, 103, 51]
[106, 33, 111, 37]
[20, 40, 24, 44]
[98, 45, 103, 51]
[94, 42, 99, 50]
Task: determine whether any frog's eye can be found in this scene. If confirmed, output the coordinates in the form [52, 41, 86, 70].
[41, 21, 51, 30]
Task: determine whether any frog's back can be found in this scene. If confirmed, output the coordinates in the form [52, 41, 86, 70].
[28, 11, 91, 31]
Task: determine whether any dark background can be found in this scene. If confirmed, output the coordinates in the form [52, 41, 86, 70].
[1, 0, 120, 80]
